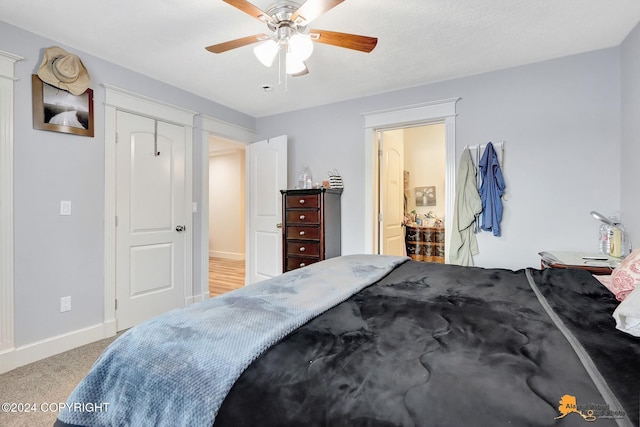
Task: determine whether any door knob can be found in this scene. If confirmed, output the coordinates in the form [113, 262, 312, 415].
[176, 225, 186, 232]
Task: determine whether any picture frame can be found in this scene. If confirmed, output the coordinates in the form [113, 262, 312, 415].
[415, 186, 436, 206]
[32, 74, 94, 137]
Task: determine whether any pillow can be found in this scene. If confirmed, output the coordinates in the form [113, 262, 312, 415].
[593, 248, 640, 301]
[613, 285, 640, 337]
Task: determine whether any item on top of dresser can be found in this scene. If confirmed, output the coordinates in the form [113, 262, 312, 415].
[298, 167, 313, 189]
[328, 169, 343, 189]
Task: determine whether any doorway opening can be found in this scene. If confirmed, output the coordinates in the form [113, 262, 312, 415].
[363, 98, 459, 261]
[377, 123, 446, 260]
[208, 136, 246, 297]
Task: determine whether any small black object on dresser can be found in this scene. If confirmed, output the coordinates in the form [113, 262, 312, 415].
[280, 188, 342, 272]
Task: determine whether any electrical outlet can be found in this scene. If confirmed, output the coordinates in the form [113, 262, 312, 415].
[60, 201, 71, 216]
[60, 296, 71, 312]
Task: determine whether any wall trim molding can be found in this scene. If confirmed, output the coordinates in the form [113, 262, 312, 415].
[102, 84, 197, 126]
[362, 98, 460, 260]
[0, 324, 105, 374]
[0, 50, 22, 372]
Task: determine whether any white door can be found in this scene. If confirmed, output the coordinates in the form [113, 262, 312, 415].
[246, 135, 287, 284]
[379, 130, 405, 255]
[116, 111, 187, 330]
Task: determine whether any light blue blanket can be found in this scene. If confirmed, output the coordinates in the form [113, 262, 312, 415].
[58, 254, 408, 427]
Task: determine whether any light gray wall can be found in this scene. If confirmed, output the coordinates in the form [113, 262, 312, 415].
[256, 48, 622, 269]
[0, 21, 255, 346]
[621, 22, 640, 247]
[2, 16, 636, 350]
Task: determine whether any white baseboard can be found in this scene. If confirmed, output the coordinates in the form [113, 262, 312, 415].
[193, 291, 211, 303]
[0, 323, 112, 375]
[209, 250, 245, 261]
[185, 291, 211, 306]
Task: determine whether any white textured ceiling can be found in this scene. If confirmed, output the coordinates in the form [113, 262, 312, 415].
[1, 0, 639, 117]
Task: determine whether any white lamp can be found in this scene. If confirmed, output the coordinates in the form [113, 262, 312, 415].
[253, 31, 313, 75]
[253, 40, 279, 67]
[288, 33, 314, 61]
[285, 52, 306, 75]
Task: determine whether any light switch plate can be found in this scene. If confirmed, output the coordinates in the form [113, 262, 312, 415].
[60, 296, 71, 312]
[60, 201, 71, 216]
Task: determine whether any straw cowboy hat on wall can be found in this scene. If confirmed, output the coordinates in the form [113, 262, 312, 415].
[37, 46, 91, 96]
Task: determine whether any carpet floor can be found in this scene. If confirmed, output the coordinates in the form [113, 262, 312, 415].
[0, 334, 119, 427]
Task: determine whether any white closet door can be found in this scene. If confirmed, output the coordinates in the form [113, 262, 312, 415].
[115, 111, 186, 330]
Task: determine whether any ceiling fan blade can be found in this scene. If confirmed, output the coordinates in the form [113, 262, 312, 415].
[223, 0, 275, 24]
[291, 0, 345, 25]
[309, 29, 378, 53]
[205, 34, 269, 53]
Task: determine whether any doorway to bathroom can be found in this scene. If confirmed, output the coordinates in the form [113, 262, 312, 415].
[377, 123, 446, 259]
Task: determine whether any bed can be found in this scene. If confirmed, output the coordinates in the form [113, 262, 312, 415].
[54, 254, 640, 427]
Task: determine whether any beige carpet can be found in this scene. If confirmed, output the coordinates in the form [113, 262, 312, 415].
[0, 334, 119, 427]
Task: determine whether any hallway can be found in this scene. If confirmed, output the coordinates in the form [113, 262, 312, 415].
[209, 257, 244, 297]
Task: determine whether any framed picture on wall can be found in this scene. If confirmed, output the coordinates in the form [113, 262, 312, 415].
[415, 186, 436, 206]
[32, 74, 94, 137]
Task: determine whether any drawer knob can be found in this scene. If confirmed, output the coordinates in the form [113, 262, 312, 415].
[299, 247, 306, 252]
[300, 263, 306, 267]
[299, 199, 305, 204]
[300, 215, 305, 220]
[299, 231, 305, 236]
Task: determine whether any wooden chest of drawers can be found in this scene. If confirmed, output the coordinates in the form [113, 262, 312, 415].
[281, 188, 342, 272]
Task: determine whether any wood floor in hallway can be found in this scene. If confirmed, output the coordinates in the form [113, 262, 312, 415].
[209, 257, 245, 297]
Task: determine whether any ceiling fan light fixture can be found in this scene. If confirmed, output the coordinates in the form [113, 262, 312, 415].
[288, 33, 314, 61]
[253, 39, 279, 67]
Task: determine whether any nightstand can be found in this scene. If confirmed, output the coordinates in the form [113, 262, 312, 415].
[539, 251, 618, 275]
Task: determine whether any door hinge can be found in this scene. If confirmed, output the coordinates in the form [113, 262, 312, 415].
[378, 212, 383, 222]
[378, 149, 383, 157]
[115, 133, 118, 144]
[115, 299, 118, 310]
[115, 216, 118, 227]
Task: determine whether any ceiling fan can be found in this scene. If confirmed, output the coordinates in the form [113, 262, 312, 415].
[205, 0, 378, 76]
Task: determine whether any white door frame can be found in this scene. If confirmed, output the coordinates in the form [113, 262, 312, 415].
[363, 98, 460, 262]
[0, 50, 23, 371]
[103, 85, 196, 336]
[199, 116, 255, 300]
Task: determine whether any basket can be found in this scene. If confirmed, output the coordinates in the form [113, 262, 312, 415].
[328, 169, 343, 189]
